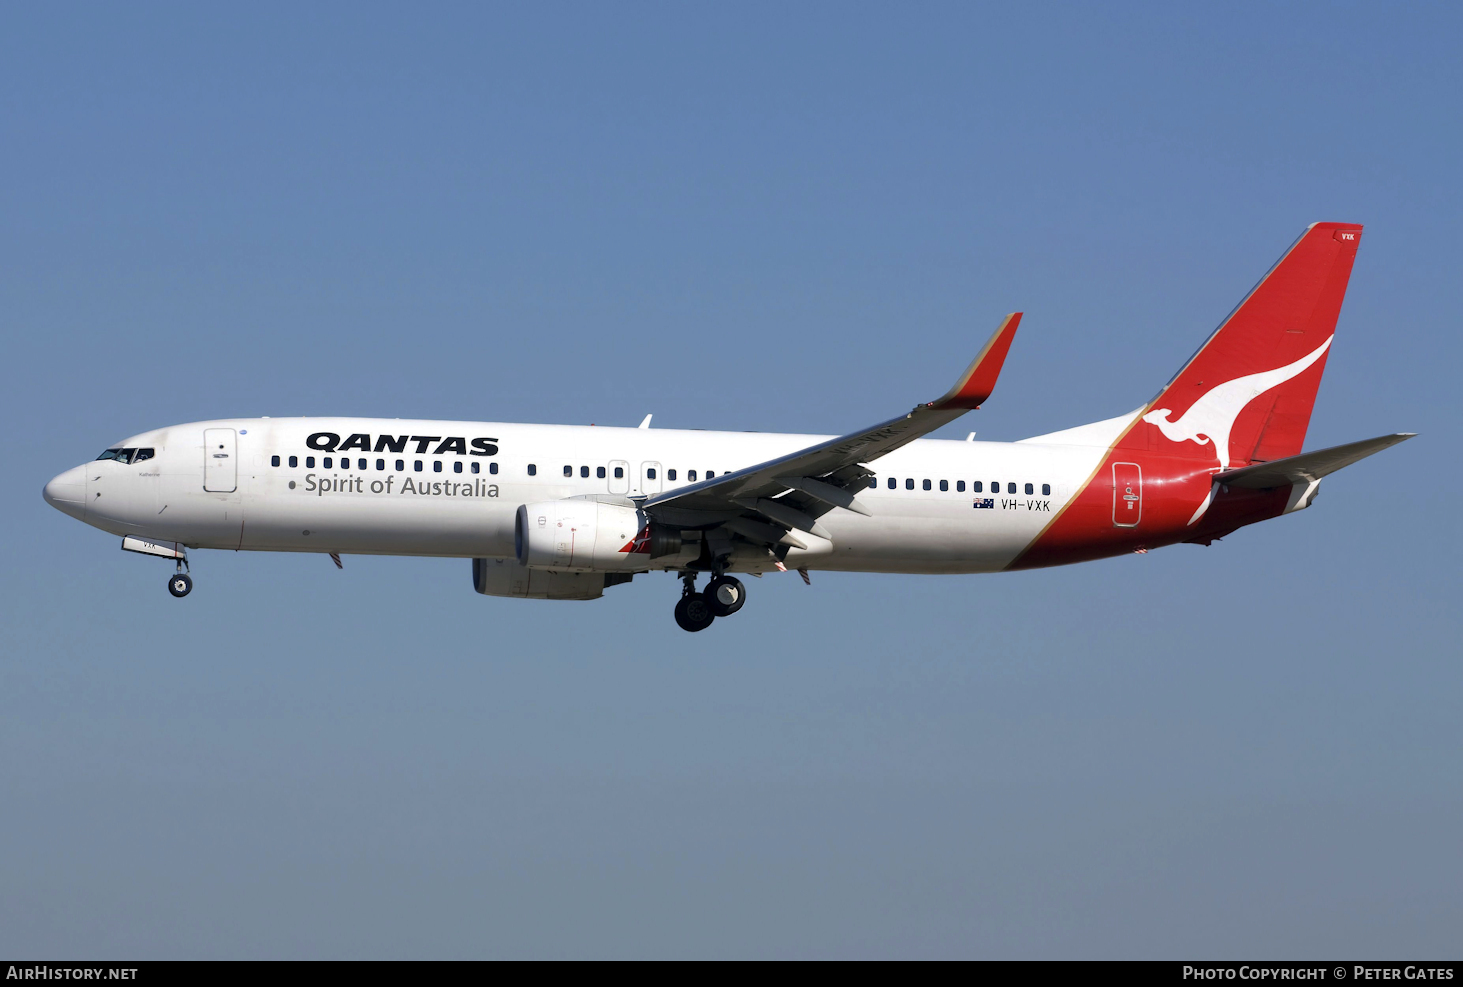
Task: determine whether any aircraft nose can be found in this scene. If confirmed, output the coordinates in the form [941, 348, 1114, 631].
[43, 465, 87, 520]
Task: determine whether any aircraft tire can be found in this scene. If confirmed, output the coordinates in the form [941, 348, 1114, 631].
[674, 594, 715, 632]
[704, 576, 745, 617]
[168, 573, 193, 598]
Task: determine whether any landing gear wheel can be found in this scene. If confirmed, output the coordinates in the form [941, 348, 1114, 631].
[704, 575, 746, 617]
[674, 593, 715, 632]
[168, 573, 193, 598]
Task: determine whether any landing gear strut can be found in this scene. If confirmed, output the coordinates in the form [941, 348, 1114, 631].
[671, 570, 748, 631]
[167, 559, 192, 598]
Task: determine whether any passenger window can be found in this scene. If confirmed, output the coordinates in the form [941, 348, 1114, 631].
[580, 466, 589, 478]
[414, 460, 423, 472]
[614, 466, 623, 478]
[135, 448, 155, 463]
[706, 471, 715, 479]
[306, 456, 315, 468]
[563, 465, 572, 477]
[454, 461, 463, 474]
[528, 464, 537, 476]
[905, 478, 914, 490]
[490, 462, 498, 474]
[395, 459, 404, 471]
[939, 479, 948, 491]
[377, 459, 386, 471]
[271, 455, 280, 467]
[288, 455, 298, 468]
[434, 461, 443, 473]
[922, 479, 932, 491]
[359, 459, 367, 471]
[596, 466, 605, 478]
[1042, 483, 1051, 496]
[324, 457, 333, 469]
[956, 481, 965, 492]
[688, 470, 697, 481]
[668, 469, 677, 481]
[887, 477, 896, 489]
[1025, 483, 1033, 495]
[1007, 482, 1016, 494]
[647, 468, 657, 480]
[471, 462, 480, 474]
[341, 458, 349, 469]
[972, 481, 982, 493]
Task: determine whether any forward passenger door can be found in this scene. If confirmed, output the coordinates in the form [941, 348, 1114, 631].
[203, 428, 237, 492]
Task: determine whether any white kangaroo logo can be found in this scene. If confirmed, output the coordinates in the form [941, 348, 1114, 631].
[1142, 336, 1332, 471]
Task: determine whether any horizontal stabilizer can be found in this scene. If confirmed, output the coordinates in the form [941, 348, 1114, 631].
[1216, 433, 1415, 490]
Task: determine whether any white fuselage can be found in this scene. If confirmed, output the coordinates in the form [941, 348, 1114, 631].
[51, 416, 1130, 575]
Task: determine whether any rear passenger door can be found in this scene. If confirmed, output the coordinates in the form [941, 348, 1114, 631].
[1111, 462, 1141, 527]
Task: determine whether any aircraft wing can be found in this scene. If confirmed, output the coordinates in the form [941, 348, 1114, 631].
[642, 313, 1021, 539]
[1215, 432, 1415, 489]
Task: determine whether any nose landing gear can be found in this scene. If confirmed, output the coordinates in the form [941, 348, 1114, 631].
[671, 571, 748, 631]
[167, 558, 192, 598]
[120, 536, 193, 598]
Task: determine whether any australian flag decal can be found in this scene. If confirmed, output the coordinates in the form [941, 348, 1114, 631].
[972, 498, 995, 509]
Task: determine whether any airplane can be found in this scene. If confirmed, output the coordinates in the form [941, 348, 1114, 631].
[43, 222, 1412, 632]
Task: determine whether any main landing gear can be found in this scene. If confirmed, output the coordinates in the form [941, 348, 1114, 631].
[673, 572, 747, 632]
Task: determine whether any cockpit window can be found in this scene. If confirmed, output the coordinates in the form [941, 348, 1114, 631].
[95, 447, 153, 464]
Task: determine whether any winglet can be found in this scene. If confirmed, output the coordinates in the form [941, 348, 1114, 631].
[932, 312, 1022, 410]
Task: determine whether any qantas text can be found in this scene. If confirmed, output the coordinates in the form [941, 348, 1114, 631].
[305, 432, 498, 456]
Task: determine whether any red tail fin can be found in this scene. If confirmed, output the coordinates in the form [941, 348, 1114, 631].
[1138, 222, 1362, 470]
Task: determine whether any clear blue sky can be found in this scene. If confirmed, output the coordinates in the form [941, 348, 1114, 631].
[2, 2, 1458, 958]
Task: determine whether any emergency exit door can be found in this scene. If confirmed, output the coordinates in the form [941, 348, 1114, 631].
[1112, 462, 1141, 527]
[607, 459, 630, 495]
[640, 461, 662, 496]
[203, 428, 237, 492]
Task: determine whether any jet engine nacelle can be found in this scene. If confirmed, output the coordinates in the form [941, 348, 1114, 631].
[472, 557, 615, 600]
[515, 500, 681, 572]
